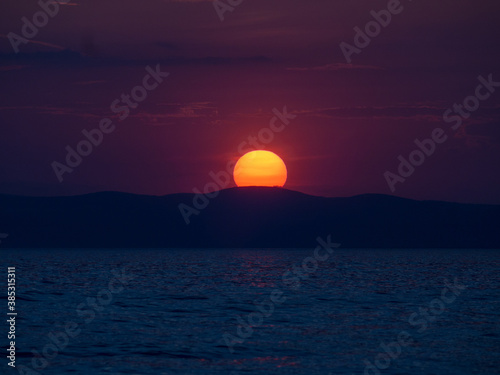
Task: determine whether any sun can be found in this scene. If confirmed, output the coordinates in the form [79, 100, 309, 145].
[233, 150, 287, 187]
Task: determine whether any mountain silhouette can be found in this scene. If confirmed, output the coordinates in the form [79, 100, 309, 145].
[0, 187, 498, 248]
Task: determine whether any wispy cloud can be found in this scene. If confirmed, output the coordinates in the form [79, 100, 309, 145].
[0, 34, 65, 51]
[130, 102, 220, 126]
[0, 49, 272, 67]
[287, 63, 383, 71]
[73, 80, 107, 86]
[0, 65, 26, 71]
[294, 104, 500, 124]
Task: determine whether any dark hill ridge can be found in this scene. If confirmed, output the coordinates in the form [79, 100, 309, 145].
[0, 187, 498, 248]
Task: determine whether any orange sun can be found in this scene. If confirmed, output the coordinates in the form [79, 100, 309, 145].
[233, 150, 287, 187]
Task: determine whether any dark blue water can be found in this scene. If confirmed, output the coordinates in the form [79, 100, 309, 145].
[3, 249, 500, 375]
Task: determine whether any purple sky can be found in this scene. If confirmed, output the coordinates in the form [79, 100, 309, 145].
[1, 0, 499, 203]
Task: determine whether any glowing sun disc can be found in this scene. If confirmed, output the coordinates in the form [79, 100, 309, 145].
[233, 150, 287, 187]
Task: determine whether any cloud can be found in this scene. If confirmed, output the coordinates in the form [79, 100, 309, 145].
[295, 105, 444, 122]
[0, 105, 104, 119]
[163, 0, 211, 2]
[287, 63, 383, 71]
[73, 80, 107, 86]
[156, 42, 182, 52]
[294, 104, 500, 124]
[129, 102, 220, 126]
[0, 49, 272, 67]
[0, 35, 65, 52]
[464, 123, 500, 143]
[0, 65, 26, 71]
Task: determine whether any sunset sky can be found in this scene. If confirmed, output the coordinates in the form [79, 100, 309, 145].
[1, 0, 499, 203]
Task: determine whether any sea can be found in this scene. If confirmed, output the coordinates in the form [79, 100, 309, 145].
[2, 248, 500, 375]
